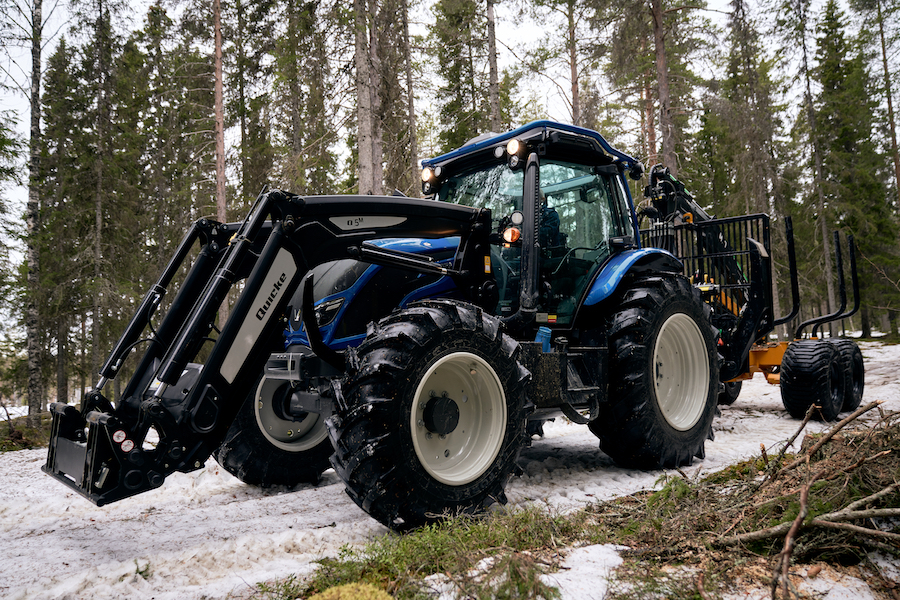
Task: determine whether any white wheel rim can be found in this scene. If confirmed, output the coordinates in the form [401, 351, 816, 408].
[411, 352, 507, 486]
[255, 376, 329, 452]
[652, 313, 709, 431]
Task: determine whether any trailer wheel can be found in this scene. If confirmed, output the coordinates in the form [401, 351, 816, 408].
[588, 274, 719, 469]
[718, 380, 743, 406]
[214, 374, 332, 486]
[780, 340, 845, 421]
[327, 300, 530, 531]
[831, 339, 864, 412]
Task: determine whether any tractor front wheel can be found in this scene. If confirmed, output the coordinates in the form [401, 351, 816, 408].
[589, 274, 719, 469]
[327, 300, 530, 530]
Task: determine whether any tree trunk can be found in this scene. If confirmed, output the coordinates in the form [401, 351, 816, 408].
[355, 0, 375, 194]
[368, 0, 383, 195]
[288, 0, 302, 156]
[650, 0, 677, 174]
[401, 0, 418, 190]
[214, 0, 229, 328]
[236, 0, 249, 198]
[798, 0, 836, 337]
[92, 0, 110, 387]
[876, 0, 900, 210]
[486, 0, 501, 131]
[57, 317, 68, 403]
[566, 0, 580, 126]
[26, 0, 43, 428]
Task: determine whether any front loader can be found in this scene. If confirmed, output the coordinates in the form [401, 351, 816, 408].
[44, 121, 856, 530]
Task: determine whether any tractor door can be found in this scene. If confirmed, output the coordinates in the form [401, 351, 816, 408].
[437, 158, 636, 326]
[538, 160, 636, 325]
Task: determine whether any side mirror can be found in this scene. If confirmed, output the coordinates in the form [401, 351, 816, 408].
[628, 162, 645, 181]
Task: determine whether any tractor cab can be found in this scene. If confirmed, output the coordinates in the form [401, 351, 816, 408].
[422, 121, 644, 327]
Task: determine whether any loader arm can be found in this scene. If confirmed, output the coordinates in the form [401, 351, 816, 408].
[44, 189, 495, 506]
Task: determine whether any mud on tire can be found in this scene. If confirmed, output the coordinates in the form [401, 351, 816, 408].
[588, 274, 719, 469]
[327, 299, 530, 531]
[214, 373, 333, 486]
[780, 339, 845, 421]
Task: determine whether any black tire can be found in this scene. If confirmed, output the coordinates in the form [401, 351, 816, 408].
[588, 274, 719, 469]
[214, 373, 333, 486]
[829, 339, 864, 412]
[718, 380, 743, 406]
[780, 340, 845, 421]
[327, 299, 530, 531]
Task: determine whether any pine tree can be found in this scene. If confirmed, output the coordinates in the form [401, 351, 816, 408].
[432, 0, 489, 152]
[270, 0, 339, 195]
[814, 0, 899, 335]
[605, 0, 710, 171]
[40, 37, 93, 403]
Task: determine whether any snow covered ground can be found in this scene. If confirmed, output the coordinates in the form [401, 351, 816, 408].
[1, 341, 898, 599]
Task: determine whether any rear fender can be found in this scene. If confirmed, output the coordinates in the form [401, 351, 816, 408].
[583, 249, 682, 306]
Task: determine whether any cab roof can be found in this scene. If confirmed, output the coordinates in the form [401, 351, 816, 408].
[421, 120, 640, 174]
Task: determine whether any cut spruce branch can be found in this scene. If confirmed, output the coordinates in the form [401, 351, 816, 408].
[773, 484, 810, 598]
[715, 499, 900, 547]
[782, 401, 883, 472]
[810, 520, 900, 542]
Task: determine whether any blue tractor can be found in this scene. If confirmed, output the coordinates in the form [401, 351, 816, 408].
[45, 121, 844, 531]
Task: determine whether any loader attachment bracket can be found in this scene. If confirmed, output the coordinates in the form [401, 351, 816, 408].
[42, 402, 174, 506]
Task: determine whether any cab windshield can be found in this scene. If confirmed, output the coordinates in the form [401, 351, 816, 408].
[439, 158, 635, 325]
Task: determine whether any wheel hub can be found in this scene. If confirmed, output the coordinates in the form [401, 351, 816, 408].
[422, 393, 460, 436]
[410, 351, 507, 486]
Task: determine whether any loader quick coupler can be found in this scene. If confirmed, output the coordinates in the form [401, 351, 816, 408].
[44, 401, 167, 505]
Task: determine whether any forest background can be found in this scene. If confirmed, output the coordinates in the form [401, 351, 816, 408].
[0, 0, 898, 426]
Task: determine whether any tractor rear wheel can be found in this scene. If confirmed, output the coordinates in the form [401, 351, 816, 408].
[780, 340, 845, 421]
[214, 373, 333, 486]
[589, 274, 719, 469]
[830, 339, 864, 412]
[327, 300, 530, 531]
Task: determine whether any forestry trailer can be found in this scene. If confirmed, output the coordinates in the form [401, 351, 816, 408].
[44, 121, 864, 530]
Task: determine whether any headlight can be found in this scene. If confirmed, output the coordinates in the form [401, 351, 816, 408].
[314, 297, 345, 326]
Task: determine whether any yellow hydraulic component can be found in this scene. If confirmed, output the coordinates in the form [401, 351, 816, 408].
[727, 341, 790, 385]
[696, 273, 741, 316]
